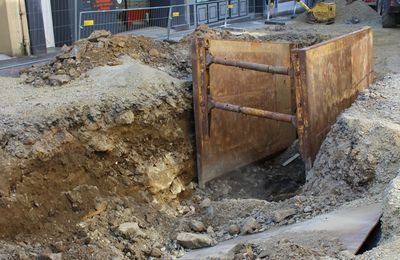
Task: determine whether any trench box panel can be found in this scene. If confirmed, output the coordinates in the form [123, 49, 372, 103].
[293, 27, 373, 169]
[192, 39, 296, 187]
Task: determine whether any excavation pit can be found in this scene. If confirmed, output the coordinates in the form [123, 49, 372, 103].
[205, 151, 305, 202]
[0, 25, 392, 259]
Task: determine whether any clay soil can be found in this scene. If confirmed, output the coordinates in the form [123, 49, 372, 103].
[1, 2, 400, 259]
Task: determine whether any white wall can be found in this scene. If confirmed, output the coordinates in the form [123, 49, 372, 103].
[41, 0, 55, 48]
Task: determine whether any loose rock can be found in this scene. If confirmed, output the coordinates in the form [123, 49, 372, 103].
[117, 222, 147, 239]
[170, 177, 185, 195]
[150, 247, 162, 258]
[176, 232, 215, 249]
[88, 30, 111, 42]
[17, 252, 30, 260]
[228, 224, 240, 235]
[61, 44, 72, 52]
[200, 198, 211, 208]
[206, 226, 215, 236]
[241, 217, 259, 234]
[189, 220, 206, 232]
[117, 41, 126, 48]
[88, 135, 115, 152]
[114, 111, 135, 125]
[303, 206, 313, 213]
[49, 75, 71, 86]
[272, 209, 297, 223]
[149, 48, 160, 58]
[37, 253, 63, 260]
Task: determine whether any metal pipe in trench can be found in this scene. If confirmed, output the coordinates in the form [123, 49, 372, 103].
[210, 56, 291, 75]
[210, 99, 297, 126]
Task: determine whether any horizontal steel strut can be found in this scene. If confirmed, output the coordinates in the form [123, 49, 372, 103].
[209, 99, 297, 126]
[207, 54, 292, 75]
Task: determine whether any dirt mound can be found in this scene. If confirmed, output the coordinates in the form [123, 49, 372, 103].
[180, 24, 257, 44]
[335, 0, 380, 23]
[296, 0, 379, 24]
[20, 26, 260, 88]
[20, 25, 329, 88]
[258, 32, 331, 47]
[20, 30, 191, 87]
[305, 74, 400, 200]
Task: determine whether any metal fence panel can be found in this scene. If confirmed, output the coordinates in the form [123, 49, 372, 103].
[25, 0, 47, 54]
[23, 0, 303, 54]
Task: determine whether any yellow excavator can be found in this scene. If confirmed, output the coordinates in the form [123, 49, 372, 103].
[296, 0, 336, 23]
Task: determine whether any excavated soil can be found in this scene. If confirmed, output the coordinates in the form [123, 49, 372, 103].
[1, 13, 400, 260]
[20, 30, 190, 87]
[20, 25, 330, 89]
[1, 27, 334, 259]
[0, 58, 195, 259]
[20, 25, 259, 88]
[306, 74, 400, 200]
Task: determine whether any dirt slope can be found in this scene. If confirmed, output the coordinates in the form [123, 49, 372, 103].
[0, 57, 194, 259]
[306, 74, 400, 200]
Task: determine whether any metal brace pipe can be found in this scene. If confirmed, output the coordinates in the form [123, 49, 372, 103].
[207, 55, 292, 75]
[210, 99, 297, 126]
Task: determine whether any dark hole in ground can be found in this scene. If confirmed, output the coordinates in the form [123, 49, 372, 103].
[357, 220, 382, 255]
[205, 143, 305, 201]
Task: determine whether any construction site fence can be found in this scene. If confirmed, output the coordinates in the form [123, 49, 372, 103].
[24, 0, 305, 55]
[77, 0, 303, 41]
[25, 0, 76, 54]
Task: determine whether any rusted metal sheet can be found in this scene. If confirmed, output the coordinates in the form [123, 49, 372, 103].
[293, 27, 373, 169]
[192, 39, 297, 187]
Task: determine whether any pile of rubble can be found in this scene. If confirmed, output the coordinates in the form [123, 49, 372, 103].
[20, 25, 264, 88]
[20, 30, 191, 87]
[20, 25, 331, 88]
